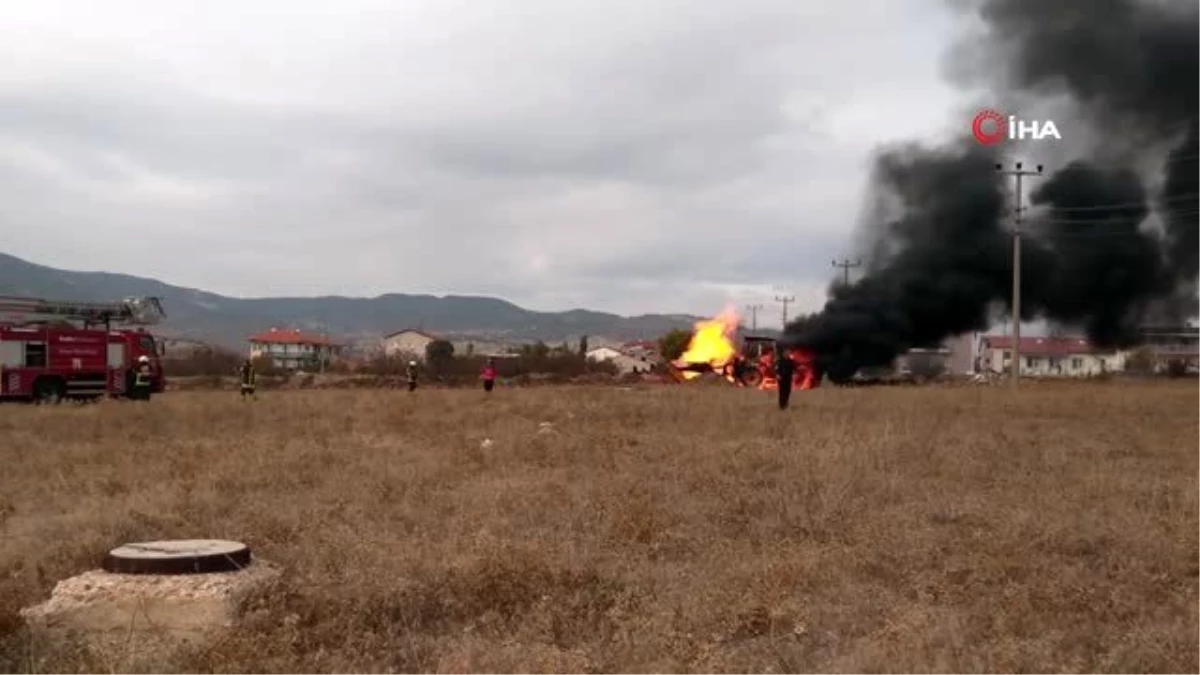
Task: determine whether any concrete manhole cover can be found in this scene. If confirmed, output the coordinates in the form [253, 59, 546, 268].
[102, 539, 252, 575]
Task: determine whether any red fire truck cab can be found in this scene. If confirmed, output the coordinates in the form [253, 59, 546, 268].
[0, 296, 168, 402]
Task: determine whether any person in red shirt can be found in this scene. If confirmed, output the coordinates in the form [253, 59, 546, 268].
[481, 358, 497, 393]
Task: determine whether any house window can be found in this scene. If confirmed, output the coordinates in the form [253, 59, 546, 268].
[1071, 357, 1083, 369]
[1026, 357, 1038, 369]
[1002, 350, 1010, 360]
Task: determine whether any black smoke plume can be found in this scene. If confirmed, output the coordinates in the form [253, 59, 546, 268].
[783, 0, 1198, 382]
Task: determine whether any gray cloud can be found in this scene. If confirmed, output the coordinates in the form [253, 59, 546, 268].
[0, 0, 964, 318]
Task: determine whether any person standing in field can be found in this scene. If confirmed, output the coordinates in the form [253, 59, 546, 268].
[775, 347, 794, 410]
[406, 360, 419, 392]
[132, 355, 154, 401]
[481, 358, 497, 393]
[238, 358, 257, 399]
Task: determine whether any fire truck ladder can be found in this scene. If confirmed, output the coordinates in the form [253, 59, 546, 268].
[0, 295, 166, 328]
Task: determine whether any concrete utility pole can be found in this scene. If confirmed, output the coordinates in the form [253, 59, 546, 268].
[774, 294, 795, 328]
[745, 303, 764, 331]
[319, 321, 328, 374]
[831, 258, 862, 286]
[996, 161, 1044, 389]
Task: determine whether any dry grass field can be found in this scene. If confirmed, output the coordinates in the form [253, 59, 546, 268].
[0, 381, 1196, 673]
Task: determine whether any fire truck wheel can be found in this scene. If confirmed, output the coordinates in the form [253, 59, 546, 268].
[33, 377, 64, 404]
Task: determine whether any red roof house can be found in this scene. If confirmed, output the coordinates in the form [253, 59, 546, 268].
[620, 340, 659, 355]
[977, 334, 1123, 376]
[978, 335, 1103, 356]
[247, 328, 345, 370]
[247, 328, 342, 347]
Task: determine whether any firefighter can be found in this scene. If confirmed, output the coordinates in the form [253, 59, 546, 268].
[775, 347, 794, 410]
[406, 360, 418, 392]
[133, 355, 153, 401]
[481, 358, 497, 393]
[238, 359, 257, 399]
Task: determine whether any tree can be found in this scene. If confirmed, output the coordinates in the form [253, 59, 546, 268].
[579, 335, 589, 356]
[521, 341, 551, 360]
[658, 329, 692, 362]
[425, 339, 455, 363]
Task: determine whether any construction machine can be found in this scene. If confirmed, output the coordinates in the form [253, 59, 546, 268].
[670, 333, 820, 390]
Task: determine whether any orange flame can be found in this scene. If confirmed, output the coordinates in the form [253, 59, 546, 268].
[757, 348, 818, 391]
[672, 307, 740, 380]
[670, 307, 821, 391]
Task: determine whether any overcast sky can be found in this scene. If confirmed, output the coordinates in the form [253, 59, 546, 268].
[0, 0, 972, 324]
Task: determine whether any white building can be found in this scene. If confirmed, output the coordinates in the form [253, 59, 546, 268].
[585, 346, 624, 361]
[1137, 325, 1199, 373]
[621, 340, 660, 360]
[894, 347, 953, 377]
[586, 346, 655, 374]
[382, 329, 439, 359]
[248, 328, 343, 371]
[977, 335, 1124, 376]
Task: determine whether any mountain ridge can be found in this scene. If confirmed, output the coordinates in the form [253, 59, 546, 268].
[0, 253, 702, 350]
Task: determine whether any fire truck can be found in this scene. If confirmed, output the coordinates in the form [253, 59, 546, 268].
[0, 295, 167, 402]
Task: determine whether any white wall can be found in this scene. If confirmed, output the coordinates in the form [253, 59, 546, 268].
[248, 341, 341, 370]
[981, 348, 1124, 376]
[383, 331, 435, 358]
[586, 347, 623, 361]
[595, 353, 654, 374]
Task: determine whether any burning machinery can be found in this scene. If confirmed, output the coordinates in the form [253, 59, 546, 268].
[668, 308, 819, 391]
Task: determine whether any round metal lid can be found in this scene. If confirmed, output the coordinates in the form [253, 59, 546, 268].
[102, 539, 252, 575]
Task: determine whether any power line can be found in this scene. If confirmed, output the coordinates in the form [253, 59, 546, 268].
[774, 294, 795, 328]
[1041, 220, 1200, 236]
[744, 303, 763, 331]
[997, 161, 1045, 390]
[831, 257, 862, 286]
[1032, 193, 1200, 212]
[1024, 200, 1200, 235]
[1038, 208, 1200, 226]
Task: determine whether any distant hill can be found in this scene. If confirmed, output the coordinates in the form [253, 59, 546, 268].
[0, 253, 701, 350]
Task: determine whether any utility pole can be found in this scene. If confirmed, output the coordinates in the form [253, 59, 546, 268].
[745, 303, 764, 331]
[831, 257, 862, 286]
[774, 294, 795, 328]
[319, 320, 328, 374]
[996, 161, 1044, 389]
